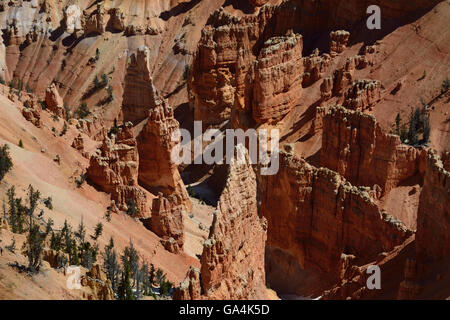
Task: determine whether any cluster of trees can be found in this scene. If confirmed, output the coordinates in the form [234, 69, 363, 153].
[3, 185, 47, 273]
[48, 218, 100, 270]
[74, 102, 91, 119]
[103, 238, 173, 300]
[126, 199, 139, 218]
[393, 107, 430, 146]
[2, 181, 106, 273]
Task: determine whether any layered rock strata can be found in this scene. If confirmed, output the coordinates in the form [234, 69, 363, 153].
[87, 122, 150, 217]
[259, 150, 412, 296]
[320, 106, 425, 195]
[136, 92, 191, 212]
[175, 146, 268, 299]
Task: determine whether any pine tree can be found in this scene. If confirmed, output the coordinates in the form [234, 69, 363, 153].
[25, 185, 43, 273]
[395, 113, 401, 136]
[118, 256, 133, 300]
[0, 144, 13, 182]
[94, 222, 103, 239]
[103, 237, 120, 293]
[76, 218, 86, 243]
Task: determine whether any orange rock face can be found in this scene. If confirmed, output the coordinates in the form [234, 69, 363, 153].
[259, 150, 412, 296]
[45, 83, 66, 118]
[122, 46, 160, 124]
[87, 122, 150, 217]
[343, 79, 381, 111]
[149, 193, 185, 254]
[22, 106, 41, 128]
[71, 134, 84, 151]
[136, 91, 191, 212]
[329, 30, 350, 57]
[321, 106, 425, 195]
[175, 146, 268, 300]
[252, 33, 303, 124]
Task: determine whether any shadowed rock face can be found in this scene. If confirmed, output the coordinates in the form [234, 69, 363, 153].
[122, 46, 160, 124]
[259, 151, 411, 296]
[320, 106, 426, 196]
[415, 151, 450, 264]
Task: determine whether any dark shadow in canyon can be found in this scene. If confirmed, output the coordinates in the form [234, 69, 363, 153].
[160, 0, 203, 21]
[223, 0, 256, 15]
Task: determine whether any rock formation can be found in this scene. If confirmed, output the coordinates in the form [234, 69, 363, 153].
[259, 150, 412, 296]
[149, 193, 185, 254]
[173, 267, 202, 300]
[415, 151, 450, 264]
[136, 92, 191, 213]
[252, 33, 303, 124]
[320, 106, 425, 195]
[87, 122, 150, 217]
[22, 102, 41, 128]
[45, 83, 66, 118]
[122, 46, 160, 124]
[83, 3, 106, 36]
[343, 80, 381, 111]
[106, 8, 125, 32]
[81, 265, 114, 300]
[329, 30, 350, 57]
[71, 134, 84, 151]
[175, 146, 268, 300]
[303, 50, 332, 87]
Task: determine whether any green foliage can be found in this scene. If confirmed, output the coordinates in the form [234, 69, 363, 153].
[18, 139, 24, 148]
[60, 122, 68, 136]
[155, 268, 173, 297]
[75, 102, 91, 119]
[183, 64, 190, 81]
[76, 219, 86, 243]
[64, 105, 71, 121]
[6, 186, 26, 234]
[75, 173, 86, 188]
[126, 199, 139, 218]
[118, 253, 134, 300]
[24, 185, 43, 273]
[442, 76, 450, 93]
[393, 108, 431, 146]
[95, 48, 100, 61]
[101, 74, 109, 87]
[6, 239, 16, 253]
[103, 237, 120, 292]
[44, 197, 53, 210]
[105, 207, 112, 222]
[45, 218, 54, 236]
[94, 222, 103, 239]
[0, 144, 13, 182]
[38, 99, 47, 110]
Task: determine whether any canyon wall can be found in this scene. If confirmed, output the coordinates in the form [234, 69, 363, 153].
[259, 150, 412, 296]
[87, 122, 150, 217]
[190, 0, 440, 129]
[321, 106, 426, 195]
[175, 146, 268, 300]
[136, 91, 191, 212]
[415, 151, 450, 264]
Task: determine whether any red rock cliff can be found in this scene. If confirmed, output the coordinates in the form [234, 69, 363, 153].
[87, 122, 150, 217]
[321, 106, 425, 195]
[259, 150, 412, 296]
